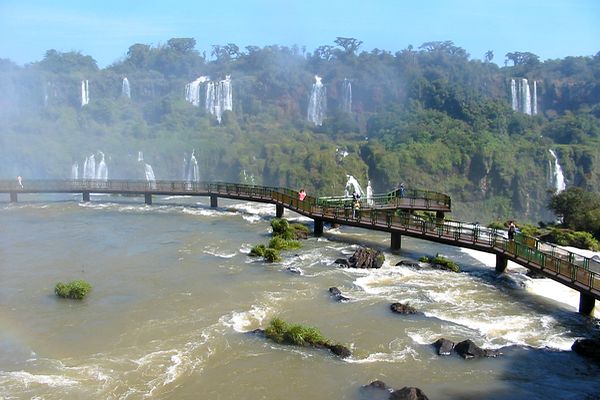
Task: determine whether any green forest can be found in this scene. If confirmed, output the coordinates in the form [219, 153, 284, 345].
[1, 37, 599, 223]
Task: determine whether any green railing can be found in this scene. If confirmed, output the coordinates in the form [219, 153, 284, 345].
[316, 186, 451, 210]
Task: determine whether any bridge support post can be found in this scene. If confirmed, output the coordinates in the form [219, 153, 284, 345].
[210, 195, 218, 208]
[495, 254, 508, 273]
[144, 193, 152, 205]
[579, 293, 595, 315]
[9, 192, 17, 202]
[314, 218, 324, 237]
[82, 191, 90, 202]
[436, 211, 445, 220]
[276, 204, 284, 218]
[391, 232, 402, 251]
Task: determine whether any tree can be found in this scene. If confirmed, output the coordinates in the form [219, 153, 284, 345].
[334, 37, 363, 55]
[505, 51, 540, 66]
[548, 187, 600, 229]
[167, 38, 197, 53]
[485, 50, 494, 63]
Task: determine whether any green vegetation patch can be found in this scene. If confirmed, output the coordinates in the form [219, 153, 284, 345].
[263, 248, 283, 263]
[55, 279, 92, 300]
[419, 255, 460, 272]
[249, 244, 267, 257]
[265, 317, 330, 346]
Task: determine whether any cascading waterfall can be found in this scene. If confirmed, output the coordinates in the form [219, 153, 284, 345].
[144, 163, 156, 189]
[307, 75, 326, 126]
[184, 150, 199, 183]
[341, 78, 352, 114]
[344, 175, 365, 198]
[206, 75, 233, 123]
[96, 152, 108, 181]
[71, 163, 79, 180]
[510, 78, 537, 115]
[81, 80, 89, 107]
[549, 149, 566, 192]
[122, 77, 131, 99]
[185, 76, 209, 107]
[83, 154, 95, 179]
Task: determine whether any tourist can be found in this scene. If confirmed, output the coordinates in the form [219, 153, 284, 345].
[508, 221, 516, 241]
[353, 199, 360, 218]
[298, 189, 306, 201]
[17, 175, 23, 189]
[399, 183, 405, 198]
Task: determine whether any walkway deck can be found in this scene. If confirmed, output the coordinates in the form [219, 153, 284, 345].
[1, 179, 597, 313]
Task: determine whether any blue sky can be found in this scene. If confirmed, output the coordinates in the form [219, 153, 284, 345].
[1, 0, 598, 68]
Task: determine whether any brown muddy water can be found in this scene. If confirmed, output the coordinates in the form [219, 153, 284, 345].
[1, 194, 599, 399]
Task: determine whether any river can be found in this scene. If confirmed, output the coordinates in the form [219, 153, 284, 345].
[1, 194, 599, 399]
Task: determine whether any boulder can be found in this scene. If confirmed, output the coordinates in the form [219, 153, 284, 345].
[432, 338, 455, 356]
[389, 387, 429, 400]
[348, 248, 385, 269]
[390, 302, 419, 315]
[361, 380, 391, 391]
[329, 287, 351, 302]
[454, 339, 500, 359]
[246, 328, 266, 338]
[286, 266, 303, 275]
[572, 338, 600, 361]
[395, 260, 420, 268]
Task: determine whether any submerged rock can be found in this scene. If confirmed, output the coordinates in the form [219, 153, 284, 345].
[432, 338, 455, 356]
[360, 380, 392, 399]
[390, 302, 420, 315]
[285, 266, 303, 275]
[454, 339, 500, 359]
[334, 258, 350, 266]
[572, 338, 600, 361]
[327, 343, 352, 358]
[395, 260, 420, 268]
[329, 287, 351, 302]
[389, 387, 429, 400]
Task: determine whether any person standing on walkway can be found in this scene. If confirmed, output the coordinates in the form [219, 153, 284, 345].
[298, 189, 306, 201]
[508, 221, 516, 241]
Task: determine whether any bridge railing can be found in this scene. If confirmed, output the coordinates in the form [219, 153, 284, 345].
[316, 186, 451, 210]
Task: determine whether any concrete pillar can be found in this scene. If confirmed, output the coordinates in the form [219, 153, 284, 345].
[391, 232, 402, 250]
[314, 218, 324, 237]
[436, 211, 445, 220]
[276, 204, 284, 218]
[579, 293, 595, 315]
[144, 193, 152, 205]
[210, 195, 218, 208]
[10, 192, 17, 202]
[495, 254, 508, 273]
[83, 191, 90, 202]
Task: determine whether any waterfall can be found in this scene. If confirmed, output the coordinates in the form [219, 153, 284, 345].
[510, 79, 518, 112]
[341, 78, 352, 114]
[138, 151, 144, 162]
[144, 163, 156, 189]
[184, 150, 199, 183]
[83, 154, 95, 179]
[122, 77, 131, 99]
[549, 149, 566, 192]
[366, 180, 373, 206]
[81, 80, 89, 107]
[185, 76, 209, 107]
[344, 175, 365, 198]
[521, 78, 532, 115]
[307, 75, 327, 126]
[532, 80, 538, 115]
[510, 78, 538, 115]
[205, 75, 233, 123]
[71, 163, 79, 180]
[96, 152, 108, 181]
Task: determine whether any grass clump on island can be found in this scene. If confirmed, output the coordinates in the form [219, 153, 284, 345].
[419, 255, 460, 272]
[55, 279, 92, 299]
[249, 218, 308, 263]
[265, 317, 331, 346]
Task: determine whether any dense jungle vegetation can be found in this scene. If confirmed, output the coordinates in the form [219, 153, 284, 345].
[1, 37, 599, 223]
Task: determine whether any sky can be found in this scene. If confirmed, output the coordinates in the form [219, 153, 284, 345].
[0, 0, 599, 68]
